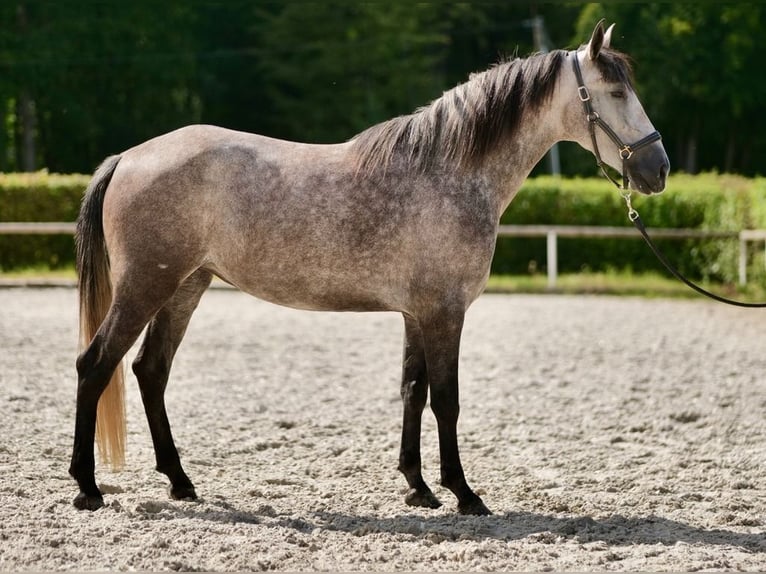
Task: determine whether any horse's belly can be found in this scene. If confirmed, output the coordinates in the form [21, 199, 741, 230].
[206, 258, 403, 313]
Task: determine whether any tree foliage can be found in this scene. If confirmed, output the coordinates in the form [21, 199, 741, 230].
[0, 2, 763, 175]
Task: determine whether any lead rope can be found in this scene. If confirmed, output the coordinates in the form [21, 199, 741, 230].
[621, 192, 766, 308]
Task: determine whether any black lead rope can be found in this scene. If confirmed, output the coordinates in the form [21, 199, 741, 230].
[624, 196, 766, 309]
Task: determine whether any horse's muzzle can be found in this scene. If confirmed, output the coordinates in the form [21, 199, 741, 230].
[628, 144, 670, 194]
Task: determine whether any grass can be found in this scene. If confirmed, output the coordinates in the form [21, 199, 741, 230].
[486, 270, 692, 297]
[487, 269, 766, 302]
[2, 265, 764, 303]
[0, 266, 77, 282]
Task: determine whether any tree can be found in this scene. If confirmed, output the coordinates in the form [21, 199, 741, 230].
[1, 3, 763, 176]
[250, 3, 449, 143]
[1, 1, 199, 173]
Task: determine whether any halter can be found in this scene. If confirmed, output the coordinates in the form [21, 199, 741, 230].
[572, 52, 662, 192]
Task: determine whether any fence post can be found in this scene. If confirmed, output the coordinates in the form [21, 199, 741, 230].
[547, 230, 558, 289]
[739, 233, 747, 286]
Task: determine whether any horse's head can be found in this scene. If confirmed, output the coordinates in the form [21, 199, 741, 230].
[567, 20, 669, 194]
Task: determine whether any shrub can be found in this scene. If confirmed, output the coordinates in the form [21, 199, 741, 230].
[0, 171, 89, 270]
[496, 173, 766, 282]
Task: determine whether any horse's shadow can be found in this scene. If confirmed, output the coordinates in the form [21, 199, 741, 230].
[302, 511, 765, 552]
[139, 499, 765, 552]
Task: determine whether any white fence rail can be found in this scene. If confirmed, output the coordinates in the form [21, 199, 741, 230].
[0, 222, 76, 234]
[1, 222, 764, 288]
[496, 224, 765, 287]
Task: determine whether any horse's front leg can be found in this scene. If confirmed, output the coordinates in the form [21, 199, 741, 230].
[421, 307, 491, 516]
[398, 315, 442, 509]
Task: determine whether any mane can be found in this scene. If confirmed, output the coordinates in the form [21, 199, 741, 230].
[351, 49, 567, 174]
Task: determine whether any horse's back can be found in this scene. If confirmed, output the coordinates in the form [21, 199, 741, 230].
[105, 124, 351, 241]
[118, 124, 342, 182]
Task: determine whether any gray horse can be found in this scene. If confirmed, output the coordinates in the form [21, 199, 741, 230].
[70, 21, 669, 514]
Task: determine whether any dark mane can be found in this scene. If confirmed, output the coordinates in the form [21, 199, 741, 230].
[351, 50, 567, 174]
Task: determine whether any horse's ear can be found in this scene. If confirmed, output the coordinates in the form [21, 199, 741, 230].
[603, 23, 615, 49]
[588, 18, 606, 60]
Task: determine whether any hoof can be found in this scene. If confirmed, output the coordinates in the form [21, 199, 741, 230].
[169, 484, 197, 501]
[404, 488, 442, 509]
[73, 491, 104, 511]
[458, 496, 492, 516]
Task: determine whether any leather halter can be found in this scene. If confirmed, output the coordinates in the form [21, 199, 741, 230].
[572, 52, 662, 190]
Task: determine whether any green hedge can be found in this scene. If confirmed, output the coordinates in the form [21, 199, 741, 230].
[496, 174, 766, 282]
[0, 172, 89, 270]
[1, 171, 766, 281]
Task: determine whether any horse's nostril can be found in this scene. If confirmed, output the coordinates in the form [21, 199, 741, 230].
[659, 163, 668, 182]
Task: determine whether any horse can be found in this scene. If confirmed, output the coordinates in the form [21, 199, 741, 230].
[69, 20, 669, 514]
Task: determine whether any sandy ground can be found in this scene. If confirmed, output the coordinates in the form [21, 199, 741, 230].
[1, 286, 765, 571]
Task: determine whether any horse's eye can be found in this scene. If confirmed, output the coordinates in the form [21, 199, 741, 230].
[610, 90, 626, 99]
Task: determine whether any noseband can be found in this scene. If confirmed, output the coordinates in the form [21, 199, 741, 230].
[572, 52, 661, 191]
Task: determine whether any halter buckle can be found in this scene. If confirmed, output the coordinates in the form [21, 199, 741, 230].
[619, 145, 633, 160]
[578, 86, 590, 102]
[587, 111, 599, 122]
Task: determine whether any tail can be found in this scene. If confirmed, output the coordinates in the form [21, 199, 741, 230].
[76, 154, 125, 470]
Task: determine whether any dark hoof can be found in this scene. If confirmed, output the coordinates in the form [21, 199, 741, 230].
[404, 488, 442, 509]
[458, 496, 492, 516]
[73, 491, 104, 511]
[169, 484, 197, 501]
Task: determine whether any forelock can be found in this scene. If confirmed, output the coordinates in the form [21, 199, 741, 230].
[594, 47, 634, 88]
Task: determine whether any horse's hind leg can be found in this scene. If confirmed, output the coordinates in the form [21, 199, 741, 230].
[71, 295, 170, 510]
[398, 315, 442, 509]
[131, 269, 212, 500]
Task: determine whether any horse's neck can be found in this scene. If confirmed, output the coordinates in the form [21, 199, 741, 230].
[469, 55, 574, 216]
[483, 106, 563, 215]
